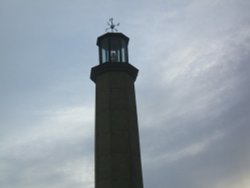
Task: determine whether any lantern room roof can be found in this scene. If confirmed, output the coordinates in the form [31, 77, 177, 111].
[97, 32, 129, 46]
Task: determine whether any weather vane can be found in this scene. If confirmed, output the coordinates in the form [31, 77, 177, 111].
[105, 18, 120, 32]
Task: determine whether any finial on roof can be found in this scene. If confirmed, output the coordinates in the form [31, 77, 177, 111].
[105, 18, 120, 32]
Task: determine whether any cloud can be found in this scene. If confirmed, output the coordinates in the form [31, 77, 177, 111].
[0, 106, 94, 188]
[134, 1, 250, 188]
[1, 0, 250, 188]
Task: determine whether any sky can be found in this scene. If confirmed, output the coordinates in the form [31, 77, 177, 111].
[0, 0, 250, 188]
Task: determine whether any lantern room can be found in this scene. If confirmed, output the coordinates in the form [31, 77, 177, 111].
[97, 33, 129, 64]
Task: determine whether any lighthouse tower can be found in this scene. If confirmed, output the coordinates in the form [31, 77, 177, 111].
[90, 19, 143, 188]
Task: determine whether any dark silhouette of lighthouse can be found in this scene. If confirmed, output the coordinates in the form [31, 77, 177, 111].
[90, 19, 143, 188]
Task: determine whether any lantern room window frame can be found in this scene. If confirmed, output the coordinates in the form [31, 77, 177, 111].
[97, 33, 129, 64]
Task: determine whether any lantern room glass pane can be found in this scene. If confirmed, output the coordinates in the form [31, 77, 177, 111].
[121, 40, 128, 63]
[110, 37, 121, 62]
[100, 39, 109, 64]
[121, 47, 125, 62]
[101, 48, 109, 63]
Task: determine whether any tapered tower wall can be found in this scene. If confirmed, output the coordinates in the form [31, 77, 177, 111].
[91, 63, 143, 188]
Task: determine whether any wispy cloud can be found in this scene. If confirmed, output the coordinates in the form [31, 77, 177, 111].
[0, 106, 94, 188]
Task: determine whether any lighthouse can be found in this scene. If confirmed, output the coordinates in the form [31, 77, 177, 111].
[90, 19, 144, 188]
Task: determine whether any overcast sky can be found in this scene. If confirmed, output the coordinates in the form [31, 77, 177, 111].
[1, 0, 250, 188]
